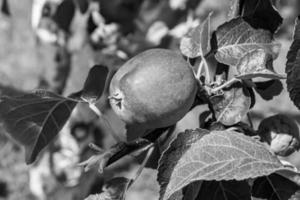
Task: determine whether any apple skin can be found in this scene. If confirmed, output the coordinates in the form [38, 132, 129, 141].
[109, 48, 198, 141]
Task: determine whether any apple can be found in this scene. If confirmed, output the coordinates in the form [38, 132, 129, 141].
[109, 48, 198, 141]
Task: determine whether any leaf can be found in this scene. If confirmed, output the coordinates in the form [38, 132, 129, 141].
[85, 177, 132, 200]
[228, 0, 240, 19]
[242, 0, 282, 34]
[81, 65, 109, 103]
[286, 16, 300, 74]
[158, 129, 283, 200]
[232, 122, 257, 137]
[276, 167, 300, 187]
[252, 173, 299, 200]
[286, 50, 300, 110]
[196, 180, 251, 200]
[215, 18, 280, 66]
[254, 80, 283, 101]
[158, 128, 209, 200]
[1, 0, 10, 16]
[286, 16, 300, 110]
[247, 87, 256, 109]
[236, 70, 285, 80]
[182, 181, 202, 200]
[0, 90, 79, 164]
[235, 49, 285, 80]
[180, 12, 212, 58]
[230, 0, 282, 33]
[210, 82, 251, 126]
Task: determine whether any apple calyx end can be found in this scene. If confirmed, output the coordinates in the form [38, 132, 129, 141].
[108, 92, 123, 109]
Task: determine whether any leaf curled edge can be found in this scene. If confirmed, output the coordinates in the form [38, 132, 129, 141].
[158, 129, 283, 200]
[235, 49, 285, 80]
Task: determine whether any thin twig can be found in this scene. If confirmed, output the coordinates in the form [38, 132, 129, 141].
[211, 78, 239, 93]
[196, 60, 204, 80]
[106, 139, 152, 167]
[88, 102, 122, 142]
[130, 145, 155, 186]
[202, 56, 211, 84]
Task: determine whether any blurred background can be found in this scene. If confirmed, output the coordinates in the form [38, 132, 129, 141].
[0, 0, 300, 199]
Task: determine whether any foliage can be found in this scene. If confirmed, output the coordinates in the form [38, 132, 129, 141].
[286, 16, 300, 110]
[0, 90, 81, 164]
[2, 0, 300, 200]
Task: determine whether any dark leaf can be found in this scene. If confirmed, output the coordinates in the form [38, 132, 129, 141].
[255, 80, 283, 101]
[231, 122, 257, 137]
[196, 180, 251, 200]
[286, 16, 300, 74]
[84, 177, 132, 200]
[81, 65, 108, 103]
[286, 16, 300, 110]
[257, 114, 300, 157]
[252, 173, 299, 200]
[1, 0, 10, 16]
[242, 0, 282, 34]
[215, 18, 280, 66]
[228, 0, 282, 32]
[215, 60, 230, 77]
[276, 168, 300, 188]
[0, 90, 79, 164]
[210, 82, 251, 126]
[235, 49, 285, 80]
[180, 12, 212, 58]
[230, 0, 282, 33]
[247, 86, 256, 109]
[182, 181, 202, 200]
[158, 129, 283, 200]
[158, 129, 209, 200]
[209, 122, 226, 131]
[107, 139, 152, 167]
